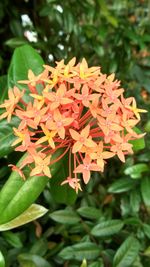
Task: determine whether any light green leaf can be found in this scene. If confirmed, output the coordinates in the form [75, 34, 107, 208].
[124, 164, 149, 179]
[59, 242, 100, 261]
[91, 220, 124, 237]
[49, 209, 80, 225]
[0, 204, 48, 231]
[0, 149, 63, 224]
[129, 127, 145, 151]
[0, 251, 5, 267]
[113, 236, 140, 267]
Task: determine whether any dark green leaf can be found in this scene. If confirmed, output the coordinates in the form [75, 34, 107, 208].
[18, 253, 52, 267]
[143, 224, 150, 239]
[0, 117, 19, 158]
[59, 242, 100, 261]
[5, 38, 28, 48]
[91, 220, 124, 237]
[50, 152, 77, 205]
[130, 189, 141, 214]
[113, 236, 140, 267]
[141, 177, 150, 208]
[0, 76, 7, 104]
[2, 231, 23, 248]
[7, 45, 44, 101]
[49, 209, 80, 224]
[108, 178, 136, 193]
[77, 207, 101, 220]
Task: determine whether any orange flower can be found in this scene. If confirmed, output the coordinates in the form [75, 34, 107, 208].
[90, 142, 115, 171]
[70, 125, 97, 153]
[0, 86, 24, 122]
[74, 84, 99, 107]
[47, 109, 74, 139]
[36, 123, 56, 148]
[30, 155, 51, 177]
[44, 83, 73, 110]
[61, 176, 82, 193]
[74, 155, 101, 184]
[9, 164, 25, 180]
[0, 57, 146, 191]
[125, 97, 147, 120]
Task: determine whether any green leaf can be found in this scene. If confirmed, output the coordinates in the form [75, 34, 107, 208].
[59, 242, 100, 261]
[0, 251, 5, 267]
[7, 44, 44, 101]
[2, 231, 23, 248]
[49, 152, 77, 205]
[0, 75, 7, 104]
[80, 259, 87, 267]
[141, 177, 150, 208]
[0, 204, 48, 231]
[129, 127, 145, 151]
[49, 209, 80, 225]
[130, 189, 141, 214]
[0, 117, 19, 158]
[143, 224, 150, 239]
[77, 207, 101, 220]
[91, 220, 124, 237]
[0, 149, 63, 224]
[113, 236, 140, 267]
[18, 253, 52, 267]
[5, 37, 28, 48]
[108, 178, 136, 193]
[124, 164, 149, 179]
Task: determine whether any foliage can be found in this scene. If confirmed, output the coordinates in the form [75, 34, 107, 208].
[0, 0, 150, 266]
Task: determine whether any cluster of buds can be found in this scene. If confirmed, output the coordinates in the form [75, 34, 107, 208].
[0, 58, 147, 192]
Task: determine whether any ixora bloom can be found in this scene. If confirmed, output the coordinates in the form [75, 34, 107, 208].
[0, 58, 147, 193]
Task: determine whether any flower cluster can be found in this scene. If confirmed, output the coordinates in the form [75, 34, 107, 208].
[0, 58, 147, 192]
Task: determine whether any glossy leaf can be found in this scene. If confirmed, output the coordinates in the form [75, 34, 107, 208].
[124, 164, 149, 179]
[49, 209, 80, 225]
[18, 253, 52, 267]
[129, 127, 145, 151]
[113, 236, 140, 267]
[0, 204, 48, 231]
[0, 251, 5, 267]
[77, 207, 101, 220]
[91, 220, 124, 237]
[108, 178, 136, 193]
[59, 242, 100, 261]
[49, 152, 77, 205]
[141, 177, 150, 208]
[143, 224, 150, 239]
[7, 44, 44, 101]
[2, 231, 23, 248]
[0, 117, 19, 158]
[0, 149, 63, 224]
[0, 76, 7, 104]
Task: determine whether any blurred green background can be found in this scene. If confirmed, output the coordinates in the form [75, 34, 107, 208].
[1, 0, 150, 266]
